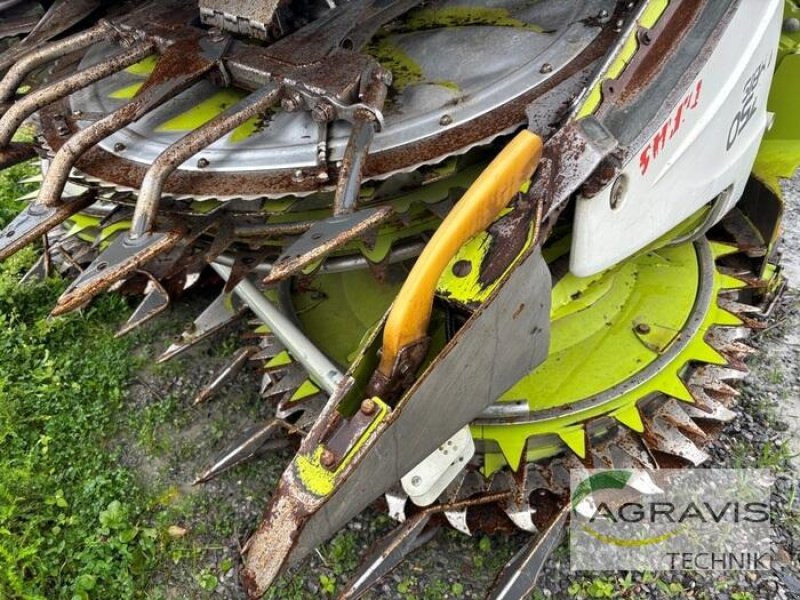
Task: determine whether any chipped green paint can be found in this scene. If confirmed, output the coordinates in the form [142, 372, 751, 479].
[366, 37, 423, 91]
[399, 7, 545, 33]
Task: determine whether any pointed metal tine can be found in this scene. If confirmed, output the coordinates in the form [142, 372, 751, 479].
[443, 471, 485, 535]
[261, 362, 309, 400]
[130, 83, 281, 240]
[159, 292, 246, 363]
[0, 0, 103, 73]
[486, 504, 569, 600]
[0, 14, 39, 40]
[51, 226, 184, 316]
[263, 206, 395, 285]
[115, 273, 170, 338]
[0, 40, 156, 147]
[37, 41, 222, 208]
[643, 418, 710, 466]
[20, 253, 47, 283]
[194, 419, 291, 484]
[0, 190, 95, 262]
[193, 346, 257, 405]
[655, 399, 707, 439]
[337, 511, 439, 600]
[0, 22, 112, 103]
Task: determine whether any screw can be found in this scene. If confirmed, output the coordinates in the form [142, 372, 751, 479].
[635, 323, 651, 334]
[411, 476, 422, 487]
[197, 158, 210, 169]
[439, 114, 452, 126]
[321, 448, 336, 468]
[311, 102, 335, 124]
[360, 398, 377, 415]
[113, 142, 126, 153]
[292, 169, 304, 182]
[598, 9, 609, 19]
[540, 63, 553, 74]
[641, 31, 652, 45]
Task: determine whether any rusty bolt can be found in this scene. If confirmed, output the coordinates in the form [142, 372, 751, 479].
[321, 448, 336, 468]
[197, 158, 210, 169]
[113, 142, 126, 153]
[281, 91, 303, 112]
[540, 63, 553, 74]
[311, 102, 335, 124]
[635, 323, 651, 335]
[360, 398, 377, 416]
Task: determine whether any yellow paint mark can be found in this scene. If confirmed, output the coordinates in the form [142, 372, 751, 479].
[109, 82, 144, 100]
[577, 0, 669, 117]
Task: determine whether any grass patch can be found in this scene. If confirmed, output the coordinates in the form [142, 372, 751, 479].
[0, 161, 163, 599]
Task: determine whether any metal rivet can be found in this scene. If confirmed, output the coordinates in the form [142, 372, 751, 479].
[598, 9, 609, 18]
[360, 398, 376, 415]
[540, 63, 553, 74]
[321, 448, 336, 468]
[784, 18, 800, 33]
[113, 142, 126, 153]
[609, 174, 628, 210]
[635, 323, 651, 334]
[197, 158, 210, 169]
[411, 476, 422, 487]
[439, 114, 452, 126]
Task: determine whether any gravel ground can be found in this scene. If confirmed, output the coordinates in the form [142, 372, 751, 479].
[124, 172, 800, 599]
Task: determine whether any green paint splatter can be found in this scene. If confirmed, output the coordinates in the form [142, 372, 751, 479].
[398, 7, 545, 33]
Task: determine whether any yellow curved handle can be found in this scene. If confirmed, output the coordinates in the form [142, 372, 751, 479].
[378, 130, 544, 377]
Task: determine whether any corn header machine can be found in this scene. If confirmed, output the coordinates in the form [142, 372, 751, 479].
[1, 0, 799, 597]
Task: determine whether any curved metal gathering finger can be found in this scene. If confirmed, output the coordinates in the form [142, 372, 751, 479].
[130, 83, 282, 239]
[0, 22, 113, 104]
[37, 39, 226, 208]
[0, 40, 156, 147]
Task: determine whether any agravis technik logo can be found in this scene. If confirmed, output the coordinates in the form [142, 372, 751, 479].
[569, 469, 773, 571]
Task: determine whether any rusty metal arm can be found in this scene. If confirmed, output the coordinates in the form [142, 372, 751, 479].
[130, 83, 282, 239]
[0, 22, 114, 104]
[0, 40, 156, 147]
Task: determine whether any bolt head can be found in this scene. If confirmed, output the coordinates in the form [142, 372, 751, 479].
[439, 114, 453, 126]
[784, 17, 800, 33]
[311, 102, 335, 124]
[360, 398, 377, 415]
[197, 158, 210, 169]
[635, 323, 651, 335]
[540, 63, 553, 74]
[321, 448, 336, 468]
[113, 142, 126, 153]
